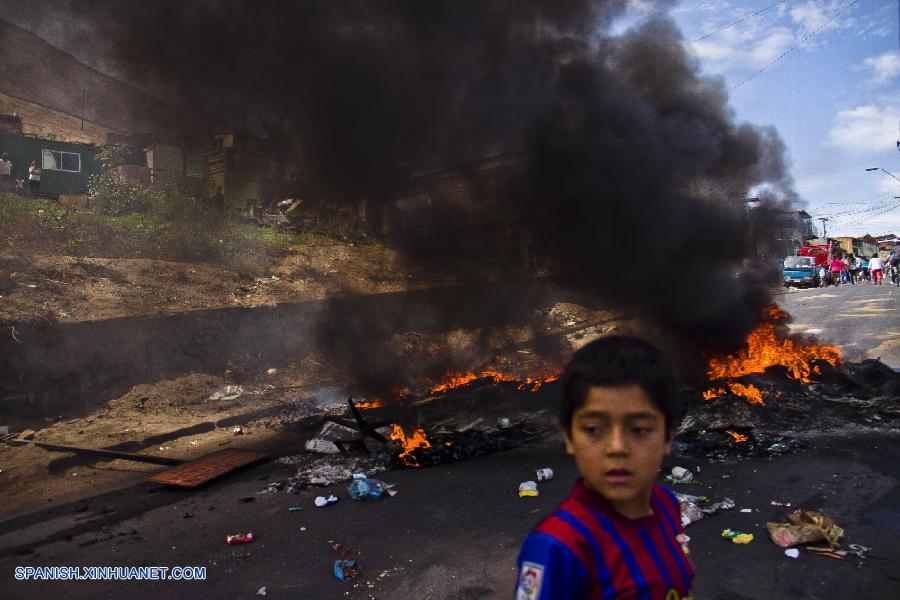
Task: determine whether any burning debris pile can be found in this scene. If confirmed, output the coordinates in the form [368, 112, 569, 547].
[676, 306, 899, 455]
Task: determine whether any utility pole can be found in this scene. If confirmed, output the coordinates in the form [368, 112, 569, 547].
[817, 217, 829, 238]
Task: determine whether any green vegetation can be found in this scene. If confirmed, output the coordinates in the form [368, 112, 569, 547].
[0, 190, 296, 277]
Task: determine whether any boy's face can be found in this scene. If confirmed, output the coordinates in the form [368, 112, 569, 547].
[564, 384, 672, 519]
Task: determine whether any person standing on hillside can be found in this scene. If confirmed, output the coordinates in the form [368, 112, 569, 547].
[27, 160, 41, 197]
[0, 153, 11, 193]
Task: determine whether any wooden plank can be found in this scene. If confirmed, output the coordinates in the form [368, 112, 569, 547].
[148, 448, 268, 488]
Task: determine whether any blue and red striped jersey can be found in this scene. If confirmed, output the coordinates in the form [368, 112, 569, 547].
[515, 480, 694, 600]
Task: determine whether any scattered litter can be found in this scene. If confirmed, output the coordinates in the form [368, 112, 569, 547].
[210, 385, 244, 402]
[332, 543, 354, 558]
[518, 481, 539, 497]
[288, 506, 302, 512]
[348, 478, 386, 501]
[666, 466, 694, 484]
[805, 546, 847, 560]
[190, 440, 200, 446]
[677, 493, 735, 527]
[266, 368, 277, 375]
[770, 501, 791, 507]
[352, 473, 367, 479]
[740, 508, 752, 513]
[766, 509, 843, 548]
[233, 426, 244, 436]
[225, 532, 254, 544]
[333, 560, 361, 582]
[497, 417, 511, 429]
[784, 549, 800, 559]
[314, 495, 339, 507]
[536, 468, 554, 482]
[721, 529, 753, 544]
[676, 533, 691, 554]
[848, 544, 870, 559]
[289, 456, 388, 487]
[300, 527, 307, 532]
[256, 586, 267, 596]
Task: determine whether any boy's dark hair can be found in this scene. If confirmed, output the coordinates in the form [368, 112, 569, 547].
[559, 335, 680, 437]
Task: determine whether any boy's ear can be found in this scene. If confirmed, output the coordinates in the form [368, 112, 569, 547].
[563, 429, 575, 456]
[663, 429, 674, 456]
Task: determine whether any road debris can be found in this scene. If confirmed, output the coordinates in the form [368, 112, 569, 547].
[333, 559, 361, 582]
[721, 529, 753, 544]
[348, 477, 386, 500]
[536, 468, 554, 481]
[518, 481, 539, 497]
[677, 493, 735, 527]
[314, 495, 338, 507]
[805, 546, 847, 559]
[784, 549, 800, 559]
[766, 509, 844, 548]
[225, 532, 254, 544]
[256, 586, 267, 596]
[666, 466, 694, 484]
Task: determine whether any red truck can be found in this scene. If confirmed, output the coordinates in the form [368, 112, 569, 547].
[798, 243, 833, 267]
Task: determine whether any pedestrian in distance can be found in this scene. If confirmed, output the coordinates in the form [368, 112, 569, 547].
[0, 153, 11, 193]
[27, 160, 41, 197]
[868, 254, 883, 285]
[890, 250, 900, 286]
[860, 257, 870, 283]
[847, 254, 859, 285]
[516, 336, 693, 600]
[851, 255, 862, 284]
[829, 256, 844, 287]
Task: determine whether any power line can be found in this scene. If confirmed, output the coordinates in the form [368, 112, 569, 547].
[693, 0, 789, 43]
[730, 0, 860, 93]
[836, 202, 900, 229]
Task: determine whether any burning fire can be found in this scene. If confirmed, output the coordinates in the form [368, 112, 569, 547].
[428, 367, 560, 394]
[390, 423, 432, 467]
[726, 430, 749, 443]
[704, 306, 842, 404]
[354, 398, 385, 410]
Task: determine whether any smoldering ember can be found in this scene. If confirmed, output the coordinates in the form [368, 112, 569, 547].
[0, 1, 898, 599]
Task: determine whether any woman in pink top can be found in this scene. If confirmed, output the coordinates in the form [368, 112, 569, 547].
[829, 257, 844, 287]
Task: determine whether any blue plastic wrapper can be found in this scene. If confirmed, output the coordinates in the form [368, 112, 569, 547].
[333, 559, 361, 582]
[348, 477, 386, 500]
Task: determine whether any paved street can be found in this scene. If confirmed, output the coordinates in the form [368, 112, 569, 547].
[778, 282, 900, 368]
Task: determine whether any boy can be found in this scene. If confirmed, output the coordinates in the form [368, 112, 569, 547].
[516, 336, 693, 599]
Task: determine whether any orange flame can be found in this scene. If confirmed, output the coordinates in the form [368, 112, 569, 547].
[726, 430, 749, 443]
[354, 398, 384, 410]
[390, 423, 432, 467]
[704, 305, 842, 404]
[429, 367, 561, 395]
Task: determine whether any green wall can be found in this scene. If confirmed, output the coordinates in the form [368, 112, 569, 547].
[0, 134, 99, 196]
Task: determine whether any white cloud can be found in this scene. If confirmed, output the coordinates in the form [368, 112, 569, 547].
[863, 50, 900, 85]
[828, 105, 898, 153]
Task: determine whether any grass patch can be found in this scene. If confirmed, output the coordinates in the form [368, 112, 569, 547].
[0, 193, 297, 277]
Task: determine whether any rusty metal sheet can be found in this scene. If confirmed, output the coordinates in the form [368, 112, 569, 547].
[149, 448, 268, 488]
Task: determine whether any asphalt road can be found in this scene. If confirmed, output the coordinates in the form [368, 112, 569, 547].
[1, 430, 899, 600]
[778, 281, 900, 368]
[1, 283, 898, 599]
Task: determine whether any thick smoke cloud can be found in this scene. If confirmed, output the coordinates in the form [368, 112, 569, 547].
[19, 1, 797, 392]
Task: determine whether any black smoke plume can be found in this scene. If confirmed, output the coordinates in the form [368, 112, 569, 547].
[13, 1, 797, 392]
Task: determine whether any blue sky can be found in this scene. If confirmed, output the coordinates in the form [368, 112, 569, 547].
[623, 0, 900, 238]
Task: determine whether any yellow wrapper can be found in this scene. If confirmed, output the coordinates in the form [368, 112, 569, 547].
[518, 490, 539, 497]
[732, 533, 754, 544]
